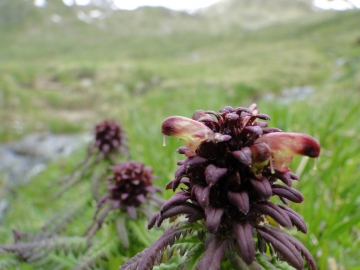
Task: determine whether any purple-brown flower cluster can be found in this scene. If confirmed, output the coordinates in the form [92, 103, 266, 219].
[86, 161, 162, 245]
[106, 161, 161, 219]
[149, 104, 319, 269]
[94, 119, 129, 157]
[52, 119, 130, 198]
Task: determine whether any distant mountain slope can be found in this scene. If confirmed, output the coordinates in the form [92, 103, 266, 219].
[1, 0, 318, 36]
[1, 0, 359, 62]
[199, 0, 316, 29]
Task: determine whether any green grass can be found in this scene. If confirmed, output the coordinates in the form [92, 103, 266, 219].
[0, 4, 360, 269]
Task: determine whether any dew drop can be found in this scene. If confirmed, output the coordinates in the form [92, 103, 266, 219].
[270, 157, 275, 174]
[163, 135, 166, 147]
[313, 158, 318, 170]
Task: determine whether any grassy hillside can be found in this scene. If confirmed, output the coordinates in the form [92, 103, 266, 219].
[1, 3, 360, 269]
[1, 4, 359, 140]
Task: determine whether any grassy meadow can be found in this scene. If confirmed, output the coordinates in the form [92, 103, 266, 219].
[0, 3, 360, 269]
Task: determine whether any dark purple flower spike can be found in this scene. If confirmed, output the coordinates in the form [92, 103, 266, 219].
[85, 161, 162, 247]
[94, 119, 130, 161]
[123, 104, 320, 270]
[51, 119, 130, 198]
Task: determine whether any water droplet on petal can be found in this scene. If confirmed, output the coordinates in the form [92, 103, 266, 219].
[313, 158, 318, 170]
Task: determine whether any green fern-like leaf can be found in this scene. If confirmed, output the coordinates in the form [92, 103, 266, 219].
[46, 252, 79, 269]
[120, 248, 147, 270]
[179, 243, 205, 270]
[1, 235, 87, 270]
[226, 249, 260, 270]
[269, 255, 296, 270]
[170, 233, 200, 258]
[153, 256, 185, 270]
[120, 222, 197, 270]
[127, 219, 154, 247]
[255, 253, 278, 270]
[0, 256, 19, 270]
[74, 231, 120, 270]
[41, 198, 89, 236]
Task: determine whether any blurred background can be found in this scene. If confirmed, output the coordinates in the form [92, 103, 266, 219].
[1, 0, 360, 269]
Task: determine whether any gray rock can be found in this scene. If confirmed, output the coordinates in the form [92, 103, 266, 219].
[262, 86, 313, 104]
[0, 132, 91, 186]
[0, 132, 92, 219]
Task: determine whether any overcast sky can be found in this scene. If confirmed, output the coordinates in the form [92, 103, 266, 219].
[313, 0, 360, 9]
[33, 0, 360, 11]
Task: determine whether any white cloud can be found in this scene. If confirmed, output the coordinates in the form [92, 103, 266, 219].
[63, 0, 74, 6]
[34, 0, 46, 7]
[348, 0, 360, 8]
[76, 0, 91, 6]
[313, 0, 360, 10]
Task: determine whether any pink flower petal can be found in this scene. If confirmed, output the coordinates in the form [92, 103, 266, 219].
[162, 116, 215, 153]
[254, 132, 320, 172]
